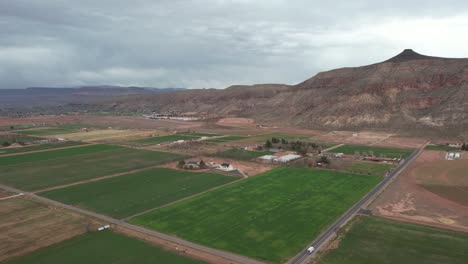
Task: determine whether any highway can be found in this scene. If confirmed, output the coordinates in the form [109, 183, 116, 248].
[288, 146, 425, 264]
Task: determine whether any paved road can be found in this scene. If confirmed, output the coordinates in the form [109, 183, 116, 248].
[288, 146, 425, 264]
[0, 183, 265, 264]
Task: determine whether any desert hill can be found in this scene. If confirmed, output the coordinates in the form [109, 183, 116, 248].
[5, 50, 468, 137]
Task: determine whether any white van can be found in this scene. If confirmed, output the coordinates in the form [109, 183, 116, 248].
[306, 246, 315, 254]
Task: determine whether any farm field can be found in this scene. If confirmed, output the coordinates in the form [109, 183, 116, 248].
[5, 230, 205, 264]
[0, 141, 87, 156]
[0, 144, 183, 191]
[371, 150, 468, 232]
[132, 134, 201, 146]
[15, 127, 79, 136]
[425, 144, 461, 151]
[213, 148, 273, 161]
[343, 161, 394, 176]
[316, 216, 468, 264]
[0, 197, 96, 262]
[131, 167, 381, 263]
[0, 134, 42, 144]
[204, 136, 247, 143]
[58, 129, 163, 142]
[41, 168, 240, 219]
[329, 144, 413, 158]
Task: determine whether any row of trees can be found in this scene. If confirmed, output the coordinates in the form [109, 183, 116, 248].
[264, 138, 323, 156]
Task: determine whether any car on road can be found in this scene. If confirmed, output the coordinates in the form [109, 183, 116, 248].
[306, 246, 315, 254]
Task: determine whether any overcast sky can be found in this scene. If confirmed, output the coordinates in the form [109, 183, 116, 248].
[1, 0, 468, 89]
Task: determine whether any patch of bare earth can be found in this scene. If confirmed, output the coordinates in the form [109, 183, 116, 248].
[0, 197, 101, 262]
[370, 150, 468, 232]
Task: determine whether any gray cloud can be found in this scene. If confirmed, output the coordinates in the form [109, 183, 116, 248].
[1, 0, 468, 89]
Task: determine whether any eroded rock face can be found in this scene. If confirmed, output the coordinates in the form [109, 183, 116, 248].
[74, 50, 468, 136]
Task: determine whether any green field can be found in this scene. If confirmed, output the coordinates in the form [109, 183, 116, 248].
[317, 216, 468, 264]
[213, 149, 273, 161]
[131, 167, 381, 263]
[205, 136, 247, 143]
[41, 168, 239, 219]
[425, 145, 460, 151]
[0, 141, 86, 156]
[133, 134, 200, 145]
[15, 127, 79, 136]
[329, 144, 413, 158]
[5, 231, 205, 264]
[344, 161, 394, 176]
[0, 144, 183, 191]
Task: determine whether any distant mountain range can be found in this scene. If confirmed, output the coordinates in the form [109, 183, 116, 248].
[0, 86, 185, 108]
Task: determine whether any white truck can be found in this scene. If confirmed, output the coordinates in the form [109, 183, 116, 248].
[306, 246, 315, 254]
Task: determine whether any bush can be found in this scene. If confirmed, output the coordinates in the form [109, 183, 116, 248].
[177, 160, 186, 168]
[2, 141, 11, 147]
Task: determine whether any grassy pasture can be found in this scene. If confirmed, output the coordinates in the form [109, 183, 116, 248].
[329, 144, 413, 158]
[0, 144, 183, 191]
[15, 127, 79, 136]
[317, 216, 468, 264]
[5, 231, 205, 264]
[204, 136, 247, 143]
[213, 148, 273, 161]
[344, 161, 394, 176]
[131, 167, 381, 263]
[0, 141, 87, 156]
[425, 145, 461, 151]
[41, 168, 239, 219]
[133, 134, 200, 145]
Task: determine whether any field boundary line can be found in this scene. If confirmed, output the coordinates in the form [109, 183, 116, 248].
[122, 177, 245, 221]
[322, 143, 344, 152]
[0, 183, 265, 264]
[0, 143, 94, 157]
[0, 193, 23, 201]
[33, 164, 168, 194]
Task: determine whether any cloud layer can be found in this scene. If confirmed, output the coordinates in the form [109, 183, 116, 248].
[1, 0, 468, 89]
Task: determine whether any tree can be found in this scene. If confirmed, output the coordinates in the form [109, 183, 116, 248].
[462, 143, 467, 151]
[297, 147, 307, 156]
[177, 160, 186, 168]
[271, 137, 279, 144]
[2, 141, 10, 147]
[10, 126, 14, 130]
[199, 160, 207, 169]
[265, 139, 272, 149]
[318, 156, 329, 164]
[281, 138, 288, 144]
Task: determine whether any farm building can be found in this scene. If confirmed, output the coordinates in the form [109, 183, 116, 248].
[184, 161, 200, 169]
[277, 154, 301, 163]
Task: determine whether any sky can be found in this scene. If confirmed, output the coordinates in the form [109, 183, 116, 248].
[1, 0, 468, 89]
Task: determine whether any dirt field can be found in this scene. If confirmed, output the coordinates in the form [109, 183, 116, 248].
[56, 129, 165, 142]
[151, 141, 231, 156]
[159, 156, 275, 177]
[0, 196, 100, 262]
[370, 150, 468, 232]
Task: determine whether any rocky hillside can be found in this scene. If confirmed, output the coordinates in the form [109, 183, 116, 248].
[20, 50, 468, 137]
